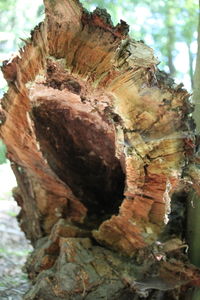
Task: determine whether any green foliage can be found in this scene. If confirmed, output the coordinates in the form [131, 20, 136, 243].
[0, 0, 15, 10]
[0, 140, 6, 164]
[0, 0, 44, 54]
[6, 210, 17, 217]
[0, 247, 31, 256]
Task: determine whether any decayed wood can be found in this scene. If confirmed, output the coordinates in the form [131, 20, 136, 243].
[0, 0, 199, 298]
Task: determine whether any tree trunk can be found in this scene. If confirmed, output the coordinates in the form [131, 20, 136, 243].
[1, 1, 200, 299]
[187, 1, 200, 299]
[165, 0, 176, 78]
[187, 42, 194, 89]
[193, 0, 200, 133]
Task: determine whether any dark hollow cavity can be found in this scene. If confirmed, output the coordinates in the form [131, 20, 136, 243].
[32, 100, 125, 228]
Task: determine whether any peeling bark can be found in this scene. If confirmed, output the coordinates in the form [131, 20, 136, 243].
[0, 0, 199, 299]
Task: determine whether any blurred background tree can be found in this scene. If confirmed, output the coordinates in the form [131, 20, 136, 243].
[0, 0, 199, 163]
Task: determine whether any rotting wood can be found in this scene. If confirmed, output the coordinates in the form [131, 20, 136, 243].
[1, 0, 200, 299]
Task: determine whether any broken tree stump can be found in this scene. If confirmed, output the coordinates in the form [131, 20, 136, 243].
[1, 0, 200, 299]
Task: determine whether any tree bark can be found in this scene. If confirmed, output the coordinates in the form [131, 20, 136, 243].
[186, 42, 194, 89]
[187, 1, 200, 299]
[193, 0, 200, 133]
[1, 0, 200, 299]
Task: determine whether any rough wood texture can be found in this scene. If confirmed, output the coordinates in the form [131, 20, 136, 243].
[0, 0, 199, 298]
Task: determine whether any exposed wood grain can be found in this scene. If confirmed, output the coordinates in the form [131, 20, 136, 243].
[0, 0, 198, 298]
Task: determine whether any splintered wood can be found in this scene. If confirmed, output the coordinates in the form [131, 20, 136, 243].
[0, 0, 198, 299]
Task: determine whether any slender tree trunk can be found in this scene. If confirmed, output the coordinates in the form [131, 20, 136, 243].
[187, 42, 194, 89]
[187, 1, 200, 299]
[193, 0, 200, 132]
[1, 1, 200, 299]
[166, 26, 176, 77]
[165, 0, 176, 77]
